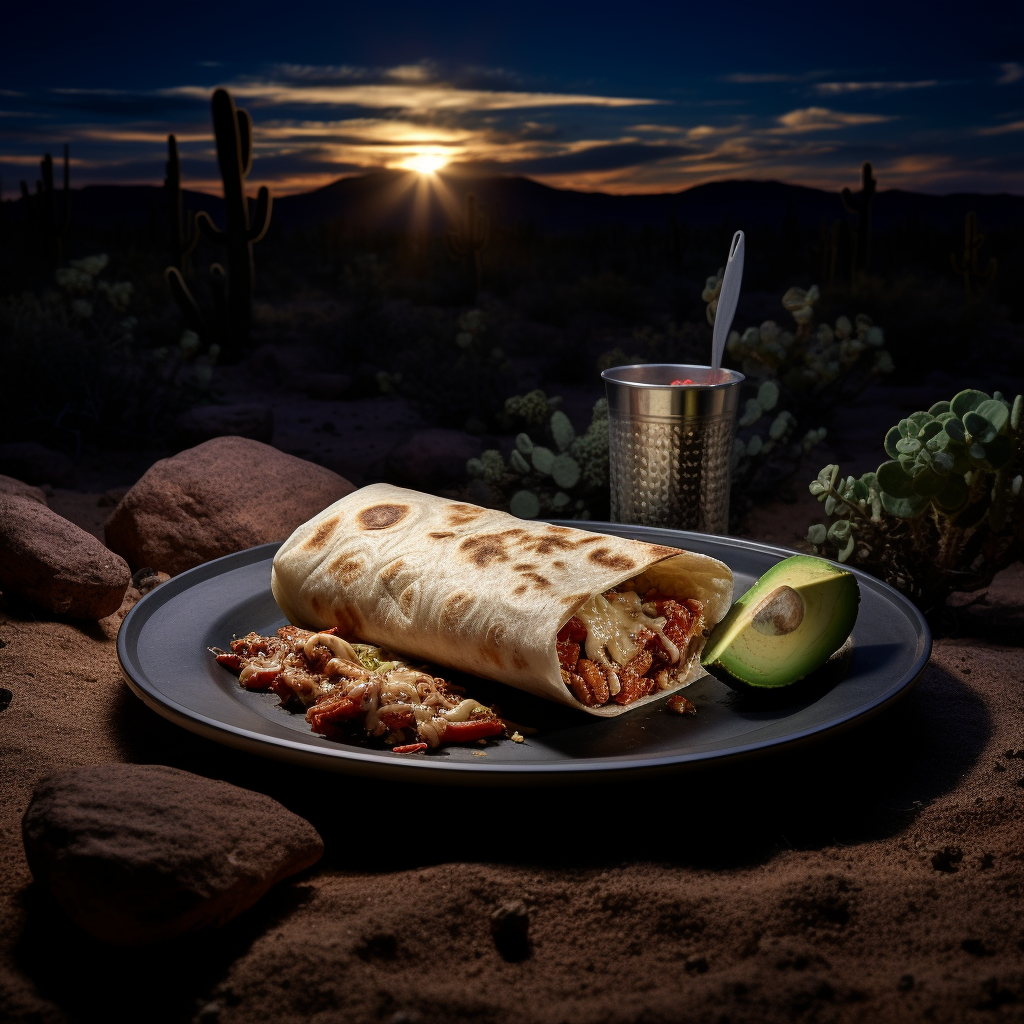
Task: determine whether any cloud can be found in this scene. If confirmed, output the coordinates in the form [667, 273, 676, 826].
[162, 80, 662, 114]
[814, 80, 938, 94]
[773, 107, 894, 133]
[506, 142, 694, 175]
[719, 73, 808, 84]
[977, 119, 1024, 135]
[997, 62, 1023, 84]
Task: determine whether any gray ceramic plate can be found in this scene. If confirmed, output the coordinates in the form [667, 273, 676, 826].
[117, 524, 931, 785]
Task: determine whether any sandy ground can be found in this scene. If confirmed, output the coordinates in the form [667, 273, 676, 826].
[2, 467, 1023, 1023]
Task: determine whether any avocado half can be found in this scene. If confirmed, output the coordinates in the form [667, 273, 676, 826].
[700, 555, 860, 691]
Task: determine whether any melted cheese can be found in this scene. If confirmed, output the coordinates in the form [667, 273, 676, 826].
[574, 589, 682, 694]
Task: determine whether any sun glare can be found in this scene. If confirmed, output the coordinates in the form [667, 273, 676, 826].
[404, 152, 448, 175]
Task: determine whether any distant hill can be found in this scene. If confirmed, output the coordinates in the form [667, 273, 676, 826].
[8, 172, 1024, 236]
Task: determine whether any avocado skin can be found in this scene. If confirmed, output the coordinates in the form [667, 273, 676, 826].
[700, 555, 860, 692]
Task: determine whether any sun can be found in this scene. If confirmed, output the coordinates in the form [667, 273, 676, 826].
[403, 151, 448, 175]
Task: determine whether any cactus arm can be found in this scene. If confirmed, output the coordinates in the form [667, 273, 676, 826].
[840, 187, 859, 214]
[196, 210, 227, 244]
[165, 266, 209, 336]
[247, 186, 272, 242]
[237, 108, 253, 177]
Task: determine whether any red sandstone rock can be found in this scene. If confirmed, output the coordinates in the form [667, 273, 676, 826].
[104, 436, 356, 575]
[0, 473, 47, 506]
[0, 495, 130, 619]
[22, 764, 323, 945]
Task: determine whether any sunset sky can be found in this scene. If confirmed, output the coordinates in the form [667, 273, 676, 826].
[2, 0, 1021, 199]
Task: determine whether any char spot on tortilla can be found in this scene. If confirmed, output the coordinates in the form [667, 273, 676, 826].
[553, 560, 566, 570]
[303, 515, 340, 551]
[311, 595, 321, 612]
[647, 544, 683, 559]
[441, 592, 472, 631]
[357, 503, 409, 530]
[562, 592, 592, 609]
[379, 559, 405, 583]
[399, 584, 416, 616]
[333, 606, 362, 635]
[513, 562, 537, 572]
[512, 584, 528, 597]
[512, 651, 528, 670]
[521, 570, 551, 590]
[429, 531, 456, 540]
[517, 534, 574, 555]
[459, 534, 511, 567]
[588, 547, 636, 571]
[446, 503, 484, 526]
[329, 558, 364, 585]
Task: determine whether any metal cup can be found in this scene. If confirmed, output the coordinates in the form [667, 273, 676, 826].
[602, 364, 745, 534]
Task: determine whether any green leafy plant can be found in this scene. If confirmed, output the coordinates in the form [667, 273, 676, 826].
[807, 389, 1023, 611]
[466, 395, 610, 520]
[724, 282, 893, 515]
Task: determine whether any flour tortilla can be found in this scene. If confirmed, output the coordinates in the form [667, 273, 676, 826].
[271, 483, 733, 716]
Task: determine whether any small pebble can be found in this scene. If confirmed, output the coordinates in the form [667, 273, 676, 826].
[0, 688, 12, 713]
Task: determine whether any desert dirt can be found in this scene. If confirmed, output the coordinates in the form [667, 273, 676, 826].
[2, 473, 1023, 1024]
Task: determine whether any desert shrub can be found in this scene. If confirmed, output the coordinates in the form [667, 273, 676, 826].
[465, 391, 610, 520]
[807, 388, 1022, 612]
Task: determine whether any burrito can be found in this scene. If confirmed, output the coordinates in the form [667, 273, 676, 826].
[271, 484, 733, 716]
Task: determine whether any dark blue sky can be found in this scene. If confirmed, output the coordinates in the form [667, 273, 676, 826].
[2, 0, 1021, 196]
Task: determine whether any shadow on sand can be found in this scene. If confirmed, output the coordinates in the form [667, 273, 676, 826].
[103, 658, 988, 872]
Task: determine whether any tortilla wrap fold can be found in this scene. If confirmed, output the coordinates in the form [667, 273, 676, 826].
[271, 483, 733, 716]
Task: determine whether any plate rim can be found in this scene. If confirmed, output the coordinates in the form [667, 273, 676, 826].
[116, 526, 932, 785]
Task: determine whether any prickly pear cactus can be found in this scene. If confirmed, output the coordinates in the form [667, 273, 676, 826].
[727, 278, 894, 522]
[466, 395, 609, 520]
[807, 388, 1023, 612]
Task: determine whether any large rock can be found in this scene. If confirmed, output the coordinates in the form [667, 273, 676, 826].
[0, 495, 130, 618]
[174, 404, 274, 446]
[22, 764, 324, 945]
[104, 436, 356, 575]
[0, 472, 47, 505]
[0, 441, 76, 487]
[385, 428, 483, 490]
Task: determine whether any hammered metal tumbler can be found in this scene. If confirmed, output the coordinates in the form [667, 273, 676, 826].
[602, 364, 744, 534]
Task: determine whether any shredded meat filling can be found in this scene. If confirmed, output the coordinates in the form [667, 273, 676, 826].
[557, 590, 705, 708]
[210, 627, 504, 753]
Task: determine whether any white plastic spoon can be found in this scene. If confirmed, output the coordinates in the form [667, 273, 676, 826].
[710, 230, 745, 383]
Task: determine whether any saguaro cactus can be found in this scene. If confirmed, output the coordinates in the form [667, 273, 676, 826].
[447, 191, 489, 296]
[165, 89, 272, 363]
[841, 161, 876, 276]
[19, 145, 70, 272]
[165, 134, 198, 273]
[950, 211, 997, 300]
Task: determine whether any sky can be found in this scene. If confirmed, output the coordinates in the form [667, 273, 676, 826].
[1, 0, 1022, 199]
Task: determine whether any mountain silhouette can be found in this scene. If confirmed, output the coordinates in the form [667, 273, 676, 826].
[9, 171, 1024, 236]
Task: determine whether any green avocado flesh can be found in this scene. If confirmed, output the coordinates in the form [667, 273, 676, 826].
[700, 555, 860, 690]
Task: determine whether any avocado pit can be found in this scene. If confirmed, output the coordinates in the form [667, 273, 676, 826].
[751, 585, 804, 636]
